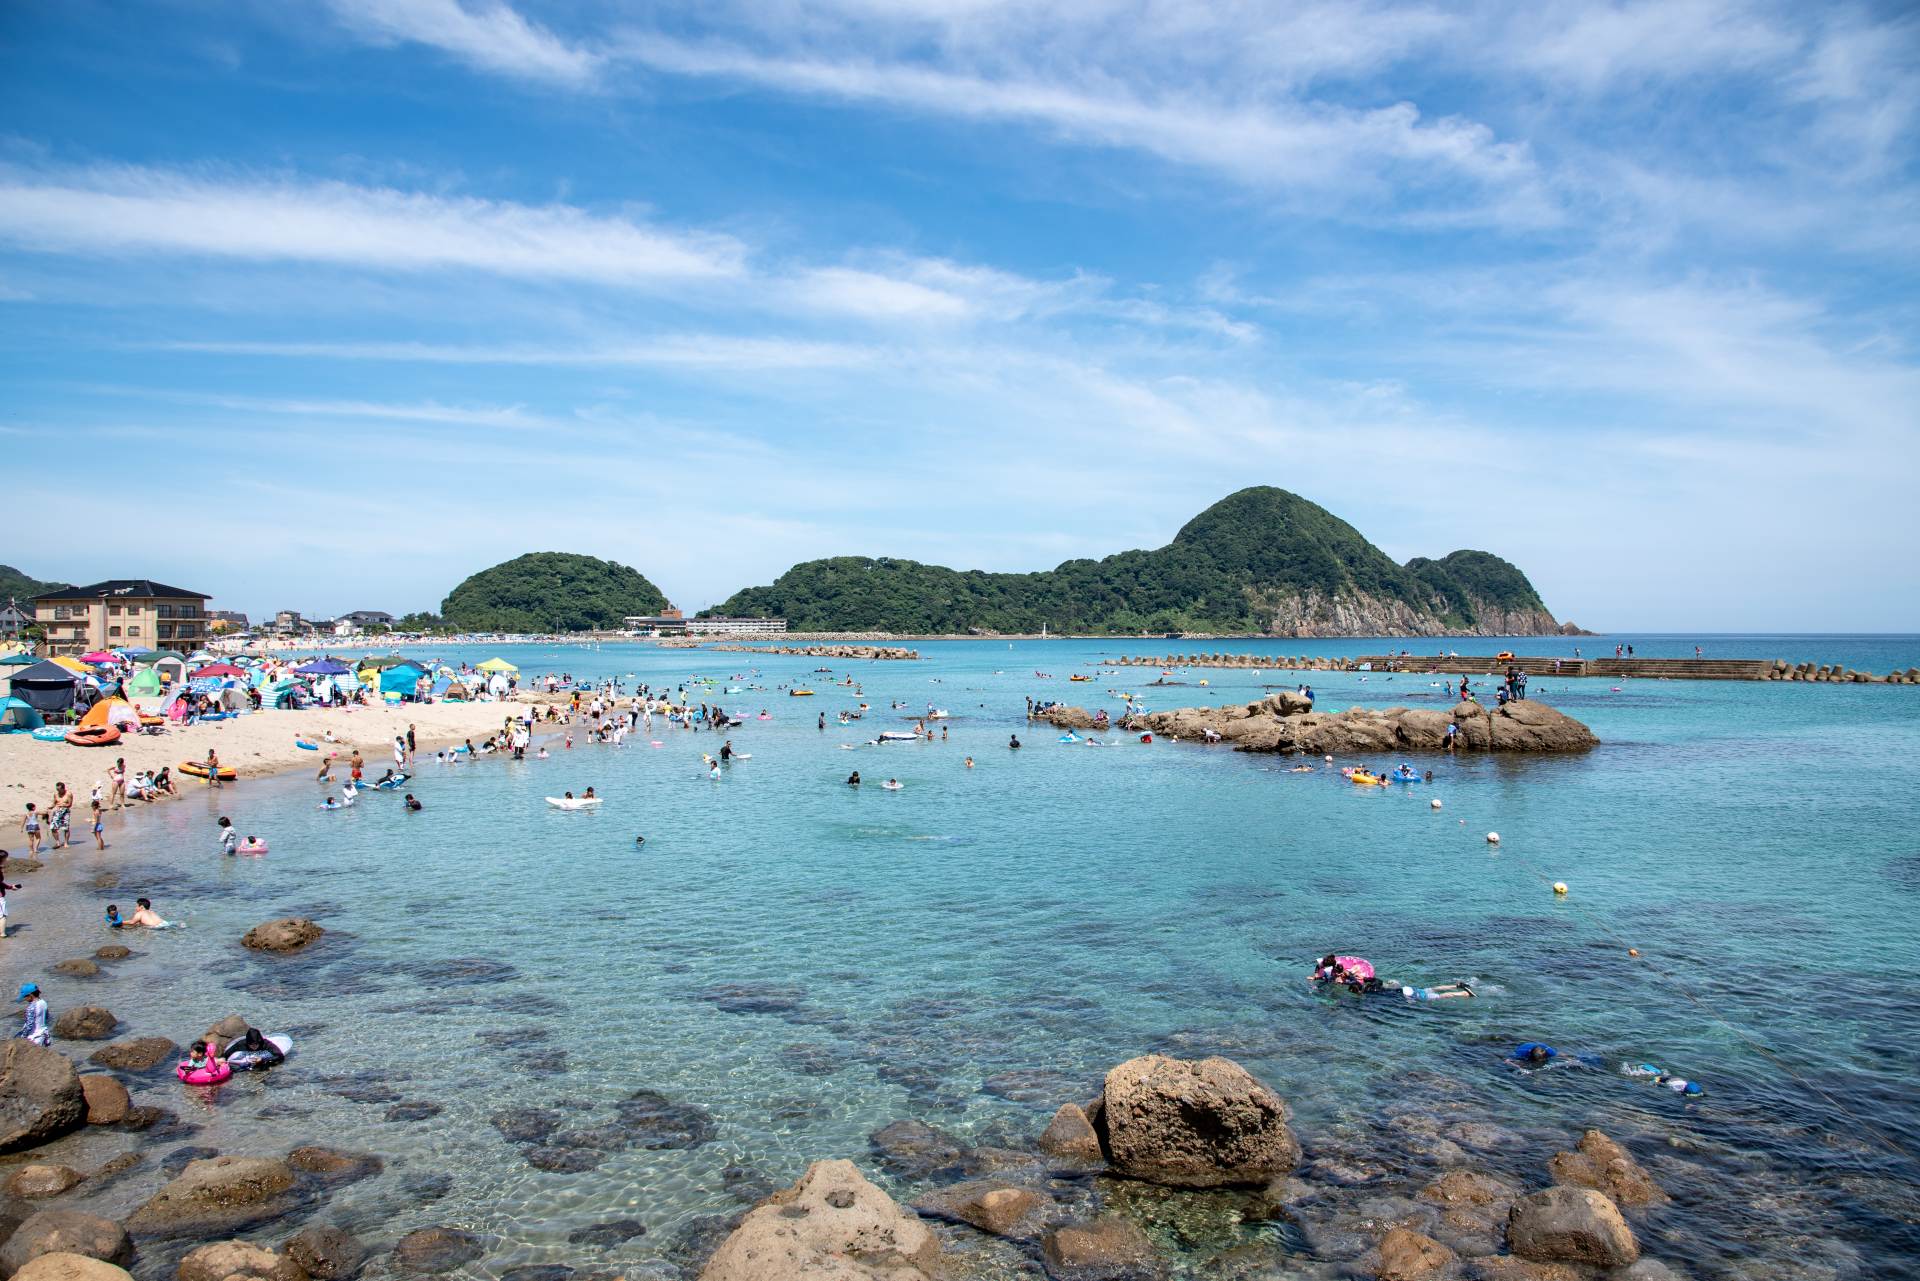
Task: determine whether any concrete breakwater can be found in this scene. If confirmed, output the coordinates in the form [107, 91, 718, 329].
[1101, 651, 1920, 683]
[700, 643, 921, 660]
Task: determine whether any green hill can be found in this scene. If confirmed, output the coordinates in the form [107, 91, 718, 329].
[441, 553, 668, 633]
[0, 565, 64, 605]
[707, 487, 1560, 637]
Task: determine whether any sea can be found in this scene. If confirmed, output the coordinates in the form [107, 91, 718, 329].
[15, 634, 1920, 1281]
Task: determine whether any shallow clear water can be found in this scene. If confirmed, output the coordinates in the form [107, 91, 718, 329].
[14, 636, 1920, 1280]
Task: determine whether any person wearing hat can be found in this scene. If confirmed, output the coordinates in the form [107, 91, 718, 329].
[15, 983, 49, 1046]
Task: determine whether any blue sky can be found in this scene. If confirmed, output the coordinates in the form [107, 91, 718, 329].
[2, 1, 1916, 629]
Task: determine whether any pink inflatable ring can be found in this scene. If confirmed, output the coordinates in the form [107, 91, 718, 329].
[178, 1059, 232, 1085]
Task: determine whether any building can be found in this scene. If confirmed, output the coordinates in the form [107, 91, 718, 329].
[339, 610, 396, 631]
[625, 608, 689, 636]
[33, 580, 211, 655]
[0, 599, 31, 641]
[273, 610, 303, 634]
[687, 616, 788, 636]
[208, 610, 250, 634]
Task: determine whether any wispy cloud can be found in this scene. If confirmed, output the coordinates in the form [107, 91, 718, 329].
[148, 334, 874, 370]
[0, 165, 744, 282]
[323, 0, 600, 86]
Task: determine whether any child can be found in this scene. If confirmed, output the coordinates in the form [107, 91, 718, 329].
[217, 817, 237, 857]
[179, 1039, 219, 1075]
[104, 903, 123, 929]
[0, 857, 17, 939]
[19, 805, 41, 857]
[90, 801, 105, 851]
[15, 983, 49, 1044]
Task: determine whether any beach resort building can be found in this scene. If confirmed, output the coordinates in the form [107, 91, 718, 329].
[33, 579, 211, 655]
[625, 607, 690, 637]
[273, 610, 304, 634]
[208, 610, 250, 634]
[337, 610, 396, 633]
[687, 616, 789, 636]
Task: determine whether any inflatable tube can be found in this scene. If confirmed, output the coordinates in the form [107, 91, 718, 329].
[30, 727, 68, 742]
[237, 838, 269, 855]
[66, 725, 121, 747]
[878, 731, 918, 742]
[295, 740, 318, 750]
[881, 781, 904, 790]
[546, 796, 602, 810]
[226, 1034, 292, 1071]
[371, 775, 410, 790]
[177, 1060, 232, 1086]
[179, 761, 237, 781]
[789, 690, 815, 697]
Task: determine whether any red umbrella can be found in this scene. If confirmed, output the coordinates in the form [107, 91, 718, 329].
[191, 663, 246, 678]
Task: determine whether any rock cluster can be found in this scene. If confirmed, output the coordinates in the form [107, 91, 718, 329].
[1122, 693, 1597, 755]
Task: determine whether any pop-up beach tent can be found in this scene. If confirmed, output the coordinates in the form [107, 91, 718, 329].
[126, 666, 163, 697]
[78, 698, 141, 731]
[379, 663, 428, 699]
[476, 657, 517, 673]
[5, 660, 81, 713]
[0, 696, 45, 733]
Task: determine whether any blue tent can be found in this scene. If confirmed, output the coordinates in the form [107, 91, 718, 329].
[295, 659, 351, 676]
[0, 696, 44, 733]
[379, 663, 427, 699]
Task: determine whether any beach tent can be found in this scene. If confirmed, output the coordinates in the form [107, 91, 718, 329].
[294, 659, 351, 676]
[379, 663, 428, 699]
[148, 655, 187, 685]
[79, 650, 117, 665]
[132, 650, 181, 665]
[49, 655, 95, 675]
[0, 697, 44, 733]
[187, 650, 215, 662]
[6, 660, 80, 713]
[79, 697, 141, 731]
[477, 657, 518, 673]
[126, 666, 162, 697]
[191, 662, 245, 678]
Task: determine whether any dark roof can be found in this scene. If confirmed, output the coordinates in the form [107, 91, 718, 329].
[33, 579, 209, 602]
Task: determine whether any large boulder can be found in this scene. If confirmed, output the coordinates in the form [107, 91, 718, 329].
[1038, 1103, 1103, 1164]
[48, 963, 98, 981]
[0, 1212, 133, 1276]
[0, 1042, 87, 1153]
[699, 1159, 940, 1281]
[241, 920, 323, 953]
[124, 1156, 302, 1238]
[11, 1255, 135, 1281]
[1361, 1227, 1456, 1281]
[1487, 702, 1600, 752]
[282, 1226, 363, 1281]
[1506, 1187, 1638, 1267]
[391, 1229, 482, 1275]
[1098, 1055, 1299, 1188]
[1546, 1131, 1667, 1207]
[176, 1242, 305, 1281]
[51, 1009, 118, 1042]
[87, 1040, 177, 1073]
[78, 1078, 129, 1127]
[5, 1166, 82, 1200]
[1040, 1217, 1163, 1281]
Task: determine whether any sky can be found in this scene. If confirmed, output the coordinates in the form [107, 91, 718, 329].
[1, 0, 1916, 629]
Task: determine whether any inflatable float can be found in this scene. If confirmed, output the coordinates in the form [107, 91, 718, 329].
[881, 781, 904, 790]
[788, 689, 815, 697]
[226, 1033, 292, 1071]
[546, 796, 602, 810]
[177, 1059, 233, 1086]
[371, 774, 411, 790]
[179, 761, 237, 781]
[30, 727, 67, 742]
[66, 725, 121, 747]
[295, 740, 318, 751]
[237, 837, 269, 855]
[877, 731, 918, 743]
[1347, 771, 1386, 786]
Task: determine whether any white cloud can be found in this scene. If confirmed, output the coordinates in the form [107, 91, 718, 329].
[323, 0, 600, 86]
[149, 334, 873, 370]
[0, 165, 744, 282]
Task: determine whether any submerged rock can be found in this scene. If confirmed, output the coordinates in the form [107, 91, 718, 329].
[1358, 1227, 1456, 1281]
[566, 1220, 646, 1248]
[1100, 1055, 1300, 1188]
[88, 1039, 177, 1073]
[287, 1147, 383, 1186]
[6, 1165, 83, 1200]
[242, 919, 324, 953]
[383, 1102, 442, 1123]
[78, 1077, 129, 1127]
[490, 1108, 562, 1144]
[1039, 1103, 1104, 1165]
[1506, 1187, 1638, 1267]
[868, 1120, 968, 1179]
[699, 1159, 940, 1281]
[912, 1180, 1055, 1242]
[615, 1090, 716, 1150]
[1041, 1216, 1164, 1281]
[48, 961, 99, 980]
[0, 1212, 133, 1275]
[1546, 1131, 1668, 1207]
[124, 1155, 303, 1238]
[283, 1225, 365, 1280]
[51, 1008, 118, 1042]
[0, 1042, 87, 1152]
[392, 1228, 483, 1274]
[177, 1241, 305, 1281]
[93, 947, 132, 962]
[11, 1255, 135, 1281]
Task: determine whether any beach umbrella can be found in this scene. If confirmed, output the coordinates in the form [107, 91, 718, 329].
[0, 654, 37, 667]
[187, 650, 215, 662]
[191, 662, 245, 678]
[477, 657, 518, 673]
[49, 655, 95, 674]
[294, 659, 350, 676]
[79, 650, 117, 664]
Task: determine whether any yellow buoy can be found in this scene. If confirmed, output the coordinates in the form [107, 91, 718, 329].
[1553, 881, 1568, 895]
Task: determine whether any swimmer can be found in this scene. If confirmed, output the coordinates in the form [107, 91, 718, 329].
[634, 835, 646, 846]
[536, 747, 549, 759]
[104, 903, 123, 929]
[1402, 983, 1475, 1001]
[321, 796, 342, 811]
[1510, 1042, 1557, 1067]
[127, 898, 169, 929]
[583, 787, 597, 799]
[1009, 735, 1022, 750]
[404, 794, 422, 812]
[964, 756, 974, 769]
[847, 771, 861, 787]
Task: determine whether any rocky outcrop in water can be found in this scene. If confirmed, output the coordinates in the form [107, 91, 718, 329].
[10, 1255, 135, 1281]
[1096, 1055, 1300, 1188]
[124, 1156, 303, 1238]
[0, 1213, 132, 1276]
[50, 1009, 117, 1042]
[700, 1159, 941, 1281]
[241, 919, 324, 953]
[703, 643, 920, 661]
[1121, 693, 1597, 755]
[0, 1043, 86, 1153]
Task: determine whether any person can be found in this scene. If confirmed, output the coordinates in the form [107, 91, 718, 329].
[349, 750, 364, 784]
[229, 1027, 285, 1069]
[48, 784, 71, 851]
[1443, 723, 1457, 754]
[15, 984, 49, 1046]
[965, 756, 974, 769]
[90, 800, 105, 851]
[375, 768, 396, 787]
[719, 740, 733, 762]
[0, 859, 18, 939]
[152, 767, 175, 796]
[406, 723, 417, 757]
[204, 749, 223, 788]
[19, 804, 41, 857]
[393, 736, 406, 770]
[315, 754, 333, 783]
[108, 758, 126, 811]
[847, 771, 861, 787]
[179, 1039, 220, 1077]
[818, 712, 825, 731]
[404, 793, 422, 812]
[634, 835, 646, 846]
[1510, 1042, 1558, 1067]
[1404, 982, 1475, 1001]
[104, 903, 123, 929]
[127, 898, 169, 928]
[320, 795, 342, 811]
[218, 816, 237, 857]
[1009, 734, 1021, 750]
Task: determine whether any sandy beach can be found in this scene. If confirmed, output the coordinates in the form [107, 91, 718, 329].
[0, 700, 538, 811]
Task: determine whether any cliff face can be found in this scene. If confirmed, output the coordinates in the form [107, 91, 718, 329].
[1248, 589, 1560, 639]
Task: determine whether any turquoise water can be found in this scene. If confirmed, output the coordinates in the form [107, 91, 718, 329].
[19, 637, 1920, 1280]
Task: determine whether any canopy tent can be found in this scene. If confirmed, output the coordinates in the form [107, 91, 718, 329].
[6, 660, 80, 713]
[294, 659, 351, 676]
[79, 650, 118, 664]
[360, 656, 416, 670]
[0, 697, 44, 733]
[79, 697, 141, 731]
[476, 657, 518, 673]
[0, 654, 38, 667]
[379, 663, 428, 698]
[49, 655, 95, 675]
[132, 650, 182, 665]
